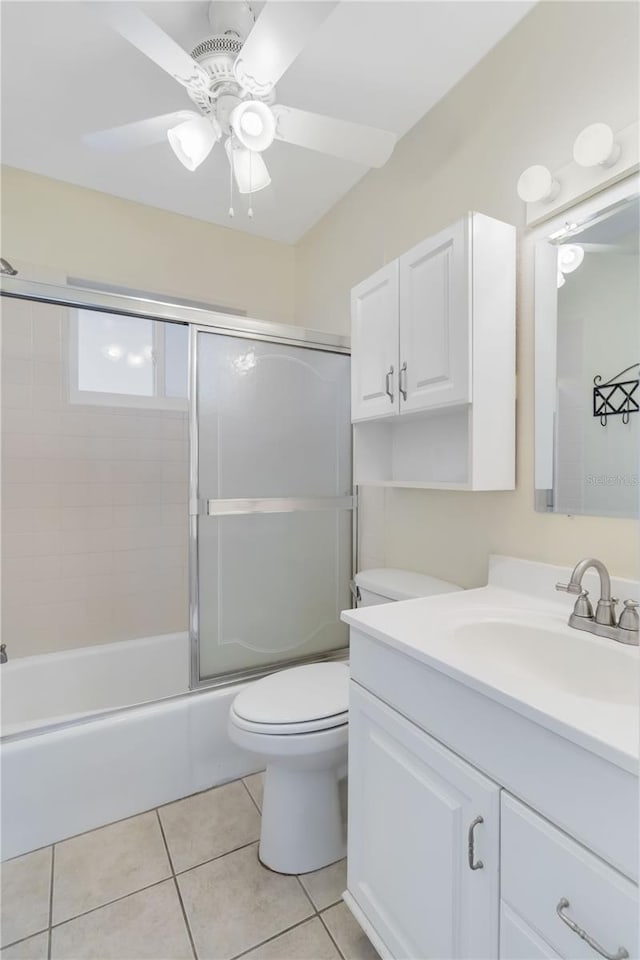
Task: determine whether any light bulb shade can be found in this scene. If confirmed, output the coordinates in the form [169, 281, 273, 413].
[573, 123, 620, 168]
[516, 165, 560, 203]
[557, 271, 566, 289]
[558, 244, 585, 274]
[167, 115, 220, 171]
[225, 138, 271, 194]
[230, 100, 276, 152]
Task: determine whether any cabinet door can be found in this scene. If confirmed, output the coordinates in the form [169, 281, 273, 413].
[399, 217, 470, 412]
[351, 261, 399, 422]
[347, 683, 500, 960]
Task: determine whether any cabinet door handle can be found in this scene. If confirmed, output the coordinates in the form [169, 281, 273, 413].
[385, 365, 394, 403]
[399, 361, 408, 401]
[467, 815, 484, 870]
[556, 899, 628, 960]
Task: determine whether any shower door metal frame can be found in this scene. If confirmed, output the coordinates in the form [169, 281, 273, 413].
[0, 275, 356, 693]
[188, 323, 354, 691]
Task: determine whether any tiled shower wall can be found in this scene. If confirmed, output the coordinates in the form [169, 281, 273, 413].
[1, 297, 189, 658]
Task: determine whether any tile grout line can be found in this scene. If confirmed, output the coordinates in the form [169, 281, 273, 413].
[240, 775, 263, 815]
[229, 914, 324, 960]
[318, 908, 348, 960]
[154, 809, 199, 960]
[47, 844, 55, 960]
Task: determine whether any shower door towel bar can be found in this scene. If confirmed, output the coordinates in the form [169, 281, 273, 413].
[193, 497, 354, 517]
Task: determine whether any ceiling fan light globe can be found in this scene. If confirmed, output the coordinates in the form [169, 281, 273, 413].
[167, 116, 219, 171]
[225, 137, 271, 194]
[230, 100, 275, 152]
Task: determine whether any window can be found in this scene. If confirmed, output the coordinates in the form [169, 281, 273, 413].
[70, 310, 188, 410]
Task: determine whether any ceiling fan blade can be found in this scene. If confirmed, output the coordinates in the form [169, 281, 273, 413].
[273, 105, 396, 168]
[234, 1, 339, 96]
[84, 111, 197, 152]
[97, 3, 209, 94]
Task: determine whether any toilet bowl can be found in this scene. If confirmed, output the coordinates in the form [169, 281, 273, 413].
[228, 568, 462, 875]
[229, 661, 349, 874]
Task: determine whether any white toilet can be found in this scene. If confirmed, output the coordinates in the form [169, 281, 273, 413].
[228, 568, 462, 875]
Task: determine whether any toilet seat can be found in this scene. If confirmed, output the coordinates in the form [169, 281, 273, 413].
[229, 705, 348, 736]
[230, 661, 349, 736]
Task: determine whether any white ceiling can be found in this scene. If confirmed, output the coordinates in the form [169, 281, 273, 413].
[0, 1, 534, 243]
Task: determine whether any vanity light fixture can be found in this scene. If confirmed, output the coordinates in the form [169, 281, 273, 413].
[556, 271, 566, 289]
[573, 123, 621, 169]
[516, 165, 560, 204]
[557, 244, 585, 274]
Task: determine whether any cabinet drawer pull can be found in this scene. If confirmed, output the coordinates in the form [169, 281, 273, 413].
[385, 365, 395, 403]
[467, 815, 484, 870]
[556, 898, 628, 960]
[399, 361, 408, 401]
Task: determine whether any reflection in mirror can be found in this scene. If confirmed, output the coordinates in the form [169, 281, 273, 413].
[535, 191, 640, 518]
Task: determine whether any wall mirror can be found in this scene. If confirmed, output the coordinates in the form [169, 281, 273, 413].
[535, 181, 639, 518]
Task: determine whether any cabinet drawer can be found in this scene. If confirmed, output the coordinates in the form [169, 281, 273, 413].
[501, 794, 638, 959]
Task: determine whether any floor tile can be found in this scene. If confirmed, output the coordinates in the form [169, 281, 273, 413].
[240, 918, 341, 960]
[52, 811, 171, 924]
[51, 880, 193, 960]
[178, 842, 313, 960]
[159, 781, 261, 873]
[0, 932, 49, 960]
[0, 847, 51, 947]
[243, 773, 264, 811]
[321, 903, 380, 960]
[299, 858, 347, 911]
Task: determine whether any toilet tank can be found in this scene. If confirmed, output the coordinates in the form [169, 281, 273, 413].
[353, 568, 462, 607]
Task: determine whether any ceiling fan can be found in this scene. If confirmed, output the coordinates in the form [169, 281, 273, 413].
[86, 1, 397, 211]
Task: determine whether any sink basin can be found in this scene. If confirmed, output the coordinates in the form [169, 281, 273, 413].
[451, 619, 639, 706]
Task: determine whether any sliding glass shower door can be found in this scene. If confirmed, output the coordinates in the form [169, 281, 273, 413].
[191, 328, 352, 684]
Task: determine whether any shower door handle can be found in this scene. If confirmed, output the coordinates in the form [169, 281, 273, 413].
[200, 497, 354, 517]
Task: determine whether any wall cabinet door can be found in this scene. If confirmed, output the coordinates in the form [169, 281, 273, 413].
[350, 261, 399, 421]
[347, 683, 500, 960]
[399, 217, 470, 412]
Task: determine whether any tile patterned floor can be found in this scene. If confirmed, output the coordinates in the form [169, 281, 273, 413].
[1, 775, 379, 960]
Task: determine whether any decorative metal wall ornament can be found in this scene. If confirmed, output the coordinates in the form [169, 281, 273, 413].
[593, 363, 639, 425]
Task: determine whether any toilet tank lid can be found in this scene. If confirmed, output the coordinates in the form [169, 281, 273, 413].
[354, 568, 462, 601]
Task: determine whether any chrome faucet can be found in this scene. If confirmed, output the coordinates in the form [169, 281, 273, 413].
[556, 558, 639, 646]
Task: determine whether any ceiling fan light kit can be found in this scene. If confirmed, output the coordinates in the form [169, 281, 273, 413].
[225, 137, 271, 195]
[167, 114, 221, 171]
[87, 1, 397, 220]
[230, 100, 276, 152]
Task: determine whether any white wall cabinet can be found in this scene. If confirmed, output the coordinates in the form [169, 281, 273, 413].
[350, 213, 515, 489]
[347, 684, 500, 960]
[351, 261, 400, 421]
[398, 217, 469, 412]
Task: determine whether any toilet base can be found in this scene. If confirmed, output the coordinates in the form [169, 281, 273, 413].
[259, 763, 346, 874]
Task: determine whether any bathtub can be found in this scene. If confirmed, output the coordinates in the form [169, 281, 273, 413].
[0, 633, 261, 860]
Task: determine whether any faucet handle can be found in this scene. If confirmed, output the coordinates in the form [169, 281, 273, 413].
[572, 590, 594, 620]
[556, 581, 582, 595]
[618, 600, 640, 633]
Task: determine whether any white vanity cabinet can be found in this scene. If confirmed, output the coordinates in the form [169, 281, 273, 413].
[346, 683, 500, 960]
[346, 627, 638, 960]
[350, 213, 515, 489]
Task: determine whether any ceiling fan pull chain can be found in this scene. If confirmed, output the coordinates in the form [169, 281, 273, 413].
[248, 152, 254, 219]
[228, 140, 235, 219]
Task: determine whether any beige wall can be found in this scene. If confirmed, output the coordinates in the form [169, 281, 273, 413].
[295, 1, 640, 585]
[1, 166, 295, 325]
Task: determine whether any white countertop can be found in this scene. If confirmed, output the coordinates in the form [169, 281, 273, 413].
[342, 558, 640, 773]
